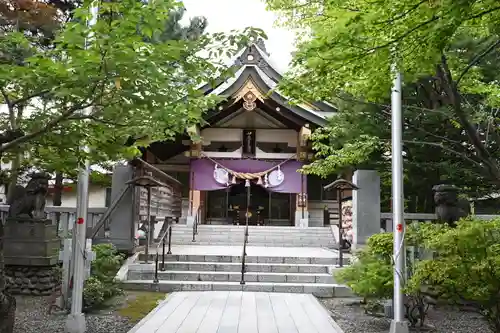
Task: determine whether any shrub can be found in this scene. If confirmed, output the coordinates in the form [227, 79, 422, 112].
[408, 217, 500, 332]
[91, 243, 125, 283]
[335, 233, 393, 300]
[335, 223, 445, 327]
[82, 243, 125, 311]
[83, 277, 106, 310]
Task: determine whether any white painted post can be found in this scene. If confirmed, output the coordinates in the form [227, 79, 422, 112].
[389, 66, 409, 333]
[60, 213, 68, 239]
[65, 3, 98, 332]
[84, 239, 95, 280]
[61, 238, 73, 309]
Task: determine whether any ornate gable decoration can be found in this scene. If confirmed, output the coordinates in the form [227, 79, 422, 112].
[234, 42, 269, 69]
[232, 78, 266, 111]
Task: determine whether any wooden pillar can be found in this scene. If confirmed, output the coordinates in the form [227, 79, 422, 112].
[187, 125, 202, 225]
[295, 125, 311, 227]
[343, 170, 354, 199]
[144, 149, 156, 163]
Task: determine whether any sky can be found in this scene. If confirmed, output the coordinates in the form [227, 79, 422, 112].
[182, 0, 296, 73]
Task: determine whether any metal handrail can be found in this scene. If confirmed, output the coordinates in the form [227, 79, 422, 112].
[240, 225, 249, 285]
[132, 157, 182, 187]
[90, 184, 132, 238]
[192, 206, 201, 242]
[153, 218, 172, 283]
[240, 184, 251, 285]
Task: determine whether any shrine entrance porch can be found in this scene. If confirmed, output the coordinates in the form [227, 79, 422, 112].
[205, 182, 294, 226]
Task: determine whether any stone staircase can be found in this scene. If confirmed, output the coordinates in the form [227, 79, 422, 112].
[119, 247, 352, 298]
[117, 224, 352, 297]
[169, 225, 337, 248]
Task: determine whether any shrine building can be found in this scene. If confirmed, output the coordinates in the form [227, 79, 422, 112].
[140, 40, 346, 227]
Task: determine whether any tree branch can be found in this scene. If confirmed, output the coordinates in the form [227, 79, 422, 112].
[0, 87, 12, 109]
[0, 41, 111, 154]
[0, 87, 15, 128]
[403, 140, 484, 169]
[468, 5, 500, 20]
[366, 15, 441, 54]
[374, 0, 427, 25]
[11, 89, 51, 107]
[456, 39, 500, 86]
[437, 54, 500, 182]
[0, 101, 94, 153]
[67, 114, 126, 127]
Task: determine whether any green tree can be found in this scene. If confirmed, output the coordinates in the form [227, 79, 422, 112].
[0, 1, 261, 331]
[266, 0, 500, 192]
[409, 218, 500, 332]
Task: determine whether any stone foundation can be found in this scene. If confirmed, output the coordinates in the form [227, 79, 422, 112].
[5, 265, 60, 296]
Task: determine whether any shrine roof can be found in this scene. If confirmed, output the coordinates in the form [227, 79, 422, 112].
[199, 40, 336, 127]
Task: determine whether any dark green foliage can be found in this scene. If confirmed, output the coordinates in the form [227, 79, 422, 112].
[335, 232, 394, 300]
[268, 0, 500, 208]
[409, 218, 500, 332]
[83, 244, 124, 310]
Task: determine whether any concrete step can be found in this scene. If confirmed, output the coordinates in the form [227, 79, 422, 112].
[171, 234, 335, 238]
[169, 239, 335, 243]
[182, 227, 334, 231]
[128, 270, 335, 284]
[171, 231, 334, 236]
[122, 280, 352, 298]
[172, 226, 333, 231]
[175, 229, 333, 234]
[138, 253, 346, 266]
[172, 240, 337, 249]
[168, 226, 337, 247]
[172, 232, 333, 237]
[172, 232, 334, 236]
[130, 261, 331, 273]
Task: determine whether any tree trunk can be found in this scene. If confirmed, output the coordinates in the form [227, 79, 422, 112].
[53, 172, 63, 232]
[53, 172, 63, 207]
[437, 55, 500, 183]
[0, 217, 16, 333]
[6, 154, 22, 204]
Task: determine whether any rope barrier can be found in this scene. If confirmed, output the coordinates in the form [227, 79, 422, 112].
[200, 153, 296, 181]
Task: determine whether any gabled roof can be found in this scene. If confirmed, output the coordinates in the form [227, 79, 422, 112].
[200, 39, 337, 127]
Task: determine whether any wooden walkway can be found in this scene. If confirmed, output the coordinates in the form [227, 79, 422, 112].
[128, 291, 344, 333]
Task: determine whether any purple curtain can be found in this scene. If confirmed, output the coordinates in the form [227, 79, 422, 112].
[190, 159, 306, 194]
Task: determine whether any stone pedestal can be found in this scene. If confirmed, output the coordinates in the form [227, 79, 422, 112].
[294, 211, 309, 228]
[352, 170, 381, 248]
[4, 218, 60, 295]
[186, 216, 195, 228]
[5, 266, 60, 295]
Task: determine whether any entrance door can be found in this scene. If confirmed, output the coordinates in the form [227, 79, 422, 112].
[205, 183, 292, 225]
[228, 182, 269, 225]
[268, 192, 293, 226]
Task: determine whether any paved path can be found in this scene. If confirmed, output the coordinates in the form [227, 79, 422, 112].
[128, 291, 343, 333]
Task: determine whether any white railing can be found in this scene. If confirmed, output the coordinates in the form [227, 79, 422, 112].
[380, 212, 500, 232]
[0, 205, 107, 238]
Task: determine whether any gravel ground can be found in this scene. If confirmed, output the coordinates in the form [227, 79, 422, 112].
[320, 298, 490, 333]
[13, 295, 135, 333]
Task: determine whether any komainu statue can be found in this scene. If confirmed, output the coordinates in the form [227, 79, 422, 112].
[432, 184, 471, 227]
[7, 172, 50, 219]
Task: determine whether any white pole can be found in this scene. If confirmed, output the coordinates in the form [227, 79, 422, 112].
[65, 3, 98, 333]
[389, 66, 409, 333]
